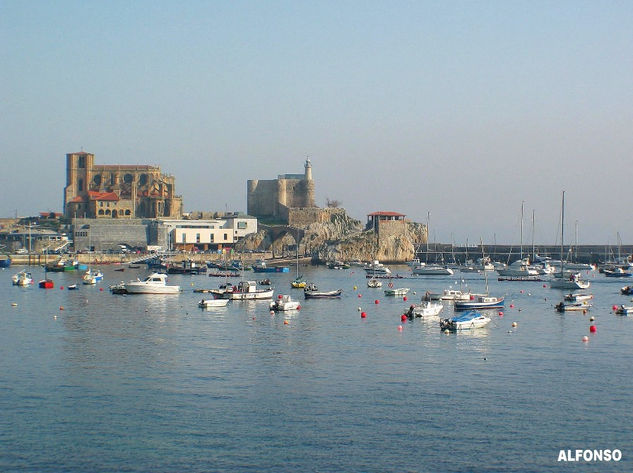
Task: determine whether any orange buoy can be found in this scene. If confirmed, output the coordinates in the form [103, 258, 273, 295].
[284, 320, 289, 325]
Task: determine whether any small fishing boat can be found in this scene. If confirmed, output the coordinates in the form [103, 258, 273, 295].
[367, 278, 382, 288]
[291, 277, 307, 289]
[198, 298, 229, 308]
[38, 278, 54, 289]
[440, 311, 491, 331]
[564, 293, 593, 303]
[604, 267, 632, 278]
[252, 260, 289, 273]
[555, 300, 591, 312]
[12, 270, 33, 286]
[615, 305, 633, 315]
[114, 267, 125, 272]
[67, 284, 78, 290]
[269, 294, 301, 311]
[621, 286, 633, 295]
[82, 269, 104, 285]
[110, 282, 128, 294]
[407, 301, 443, 318]
[454, 294, 504, 310]
[259, 278, 272, 285]
[303, 284, 342, 299]
[384, 287, 410, 296]
[226, 281, 274, 300]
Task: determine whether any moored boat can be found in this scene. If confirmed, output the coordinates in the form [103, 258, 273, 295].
[424, 289, 473, 302]
[82, 269, 104, 285]
[564, 293, 593, 303]
[440, 311, 491, 331]
[270, 294, 301, 311]
[12, 270, 33, 286]
[454, 294, 504, 310]
[367, 278, 382, 288]
[364, 260, 391, 276]
[615, 305, 633, 315]
[555, 300, 591, 312]
[621, 286, 633, 295]
[198, 298, 229, 308]
[38, 278, 54, 289]
[124, 273, 181, 294]
[408, 301, 443, 318]
[411, 263, 454, 276]
[384, 287, 410, 296]
[604, 267, 632, 278]
[226, 281, 274, 300]
[303, 284, 342, 299]
[252, 260, 289, 273]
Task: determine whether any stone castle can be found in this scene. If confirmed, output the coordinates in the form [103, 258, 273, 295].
[63, 151, 183, 219]
[247, 159, 319, 224]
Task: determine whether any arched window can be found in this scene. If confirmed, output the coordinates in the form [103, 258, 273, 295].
[112, 210, 118, 218]
[105, 209, 111, 215]
[78, 178, 83, 192]
[93, 174, 102, 186]
[124, 173, 133, 183]
[98, 209, 104, 215]
[125, 209, 131, 216]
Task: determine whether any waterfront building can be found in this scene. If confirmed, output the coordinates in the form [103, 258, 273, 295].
[63, 151, 183, 219]
[72, 214, 257, 252]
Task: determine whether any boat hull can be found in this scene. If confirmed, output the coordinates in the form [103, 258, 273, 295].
[304, 289, 342, 299]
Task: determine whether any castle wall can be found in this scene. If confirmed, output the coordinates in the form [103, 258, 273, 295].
[377, 220, 408, 243]
[247, 179, 279, 217]
[286, 207, 344, 226]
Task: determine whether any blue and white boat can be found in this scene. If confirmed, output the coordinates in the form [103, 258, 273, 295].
[454, 294, 504, 310]
[440, 311, 491, 331]
[604, 267, 632, 278]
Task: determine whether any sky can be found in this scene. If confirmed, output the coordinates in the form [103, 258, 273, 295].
[2, 0, 632, 245]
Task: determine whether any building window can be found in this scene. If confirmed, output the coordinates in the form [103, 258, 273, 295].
[124, 173, 133, 183]
[237, 222, 247, 229]
[98, 209, 104, 215]
[224, 233, 228, 241]
[196, 233, 200, 243]
[182, 233, 186, 243]
[78, 155, 85, 168]
[78, 178, 83, 192]
[210, 234, 214, 242]
[125, 210, 131, 216]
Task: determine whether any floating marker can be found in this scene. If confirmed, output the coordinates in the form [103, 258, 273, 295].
[403, 296, 407, 301]
[512, 322, 518, 327]
[589, 325, 597, 333]
[60, 286, 64, 290]
[374, 299, 379, 304]
[498, 311, 504, 317]
[353, 285, 357, 291]
[361, 312, 367, 318]
[589, 316, 595, 322]
[358, 294, 362, 298]
[398, 325, 403, 331]
[59, 306, 64, 311]
[284, 320, 289, 325]
[11, 302, 17, 307]
[582, 336, 589, 342]
[401, 314, 407, 322]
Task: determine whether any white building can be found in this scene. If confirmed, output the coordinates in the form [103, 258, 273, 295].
[158, 214, 258, 251]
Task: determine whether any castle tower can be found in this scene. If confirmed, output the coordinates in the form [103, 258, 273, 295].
[304, 158, 312, 181]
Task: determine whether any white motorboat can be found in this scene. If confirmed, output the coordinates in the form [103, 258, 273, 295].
[424, 289, 473, 302]
[227, 281, 274, 300]
[497, 258, 539, 277]
[269, 294, 301, 311]
[409, 301, 444, 318]
[124, 273, 181, 294]
[198, 298, 229, 308]
[440, 311, 491, 331]
[364, 260, 391, 275]
[12, 270, 34, 286]
[384, 287, 410, 296]
[411, 263, 454, 276]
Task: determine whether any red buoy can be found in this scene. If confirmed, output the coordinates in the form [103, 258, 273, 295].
[60, 286, 64, 290]
[401, 314, 407, 322]
[278, 294, 283, 299]
[612, 305, 618, 311]
[361, 312, 367, 318]
[589, 325, 597, 333]
[296, 305, 301, 310]
[403, 296, 407, 301]
[498, 311, 504, 317]
[374, 299, 379, 304]
[358, 294, 362, 298]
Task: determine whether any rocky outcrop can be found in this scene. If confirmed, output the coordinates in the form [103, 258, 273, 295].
[235, 210, 427, 263]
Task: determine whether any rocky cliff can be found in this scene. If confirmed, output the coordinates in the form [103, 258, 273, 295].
[235, 210, 427, 263]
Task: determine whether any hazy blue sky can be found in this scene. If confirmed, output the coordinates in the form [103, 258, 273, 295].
[2, 0, 632, 244]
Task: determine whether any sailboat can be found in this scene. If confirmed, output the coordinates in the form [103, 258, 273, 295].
[411, 211, 454, 276]
[454, 260, 504, 310]
[82, 233, 103, 284]
[550, 191, 590, 290]
[290, 236, 306, 288]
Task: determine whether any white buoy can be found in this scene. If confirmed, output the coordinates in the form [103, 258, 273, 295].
[11, 302, 17, 307]
[512, 322, 518, 328]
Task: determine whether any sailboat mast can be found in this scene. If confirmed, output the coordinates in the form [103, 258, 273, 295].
[520, 201, 524, 260]
[560, 191, 565, 273]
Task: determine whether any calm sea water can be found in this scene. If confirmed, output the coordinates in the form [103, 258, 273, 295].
[1, 264, 632, 473]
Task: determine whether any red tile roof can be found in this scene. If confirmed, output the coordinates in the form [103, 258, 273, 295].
[367, 211, 406, 217]
[88, 191, 119, 201]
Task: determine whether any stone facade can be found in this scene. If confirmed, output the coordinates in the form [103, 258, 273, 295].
[64, 151, 183, 219]
[247, 159, 316, 221]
